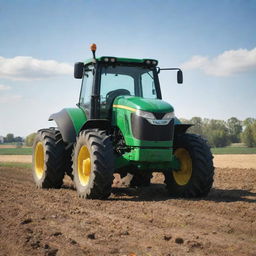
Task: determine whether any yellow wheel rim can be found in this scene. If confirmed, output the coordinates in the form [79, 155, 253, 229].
[34, 142, 44, 179]
[77, 145, 91, 186]
[173, 148, 192, 186]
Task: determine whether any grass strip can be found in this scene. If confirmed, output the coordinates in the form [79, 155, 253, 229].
[211, 147, 256, 154]
[0, 147, 32, 155]
[0, 162, 32, 169]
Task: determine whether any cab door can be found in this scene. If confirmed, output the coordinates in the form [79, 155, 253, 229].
[78, 65, 94, 118]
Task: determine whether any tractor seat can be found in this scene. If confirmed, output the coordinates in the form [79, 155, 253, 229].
[106, 89, 131, 117]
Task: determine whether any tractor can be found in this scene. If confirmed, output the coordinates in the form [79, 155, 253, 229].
[32, 44, 214, 199]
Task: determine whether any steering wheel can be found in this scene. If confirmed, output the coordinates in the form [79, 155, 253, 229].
[105, 89, 131, 115]
[106, 89, 130, 105]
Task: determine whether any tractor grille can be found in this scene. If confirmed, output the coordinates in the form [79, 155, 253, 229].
[152, 112, 166, 119]
[131, 113, 174, 141]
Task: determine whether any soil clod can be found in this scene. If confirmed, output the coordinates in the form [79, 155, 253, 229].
[20, 218, 32, 225]
[87, 233, 96, 239]
[175, 237, 184, 244]
[164, 235, 172, 241]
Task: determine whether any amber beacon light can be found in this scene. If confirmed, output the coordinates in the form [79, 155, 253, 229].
[90, 43, 97, 58]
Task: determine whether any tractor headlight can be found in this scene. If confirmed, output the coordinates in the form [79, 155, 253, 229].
[136, 110, 155, 119]
[163, 112, 175, 119]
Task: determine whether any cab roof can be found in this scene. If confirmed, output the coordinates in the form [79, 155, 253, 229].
[84, 56, 158, 66]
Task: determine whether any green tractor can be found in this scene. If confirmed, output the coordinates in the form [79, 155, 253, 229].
[32, 44, 214, 199]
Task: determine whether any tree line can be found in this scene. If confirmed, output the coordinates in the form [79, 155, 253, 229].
[181, 117, 256, 147]
[1, 117, 256, 148]
[0, 133, 23, 143]
[0, 133, 36, 147]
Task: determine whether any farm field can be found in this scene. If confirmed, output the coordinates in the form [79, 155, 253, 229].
[0, 156, 256, 256]
[0, 155, 32, 163]
[213, 154, 256, 169]
[211, 146, 256, 154]
[0, 147, 32, 155]
[0, 144, 31, 149]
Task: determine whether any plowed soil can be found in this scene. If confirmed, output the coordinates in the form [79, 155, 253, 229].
[0, 166, 255, 256]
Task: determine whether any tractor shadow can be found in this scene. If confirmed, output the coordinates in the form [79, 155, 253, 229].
[205, 188, 256, 203]
[110, 185, 256, 203]
[110, 184, 170, 201]
[61, 175, 256, 203]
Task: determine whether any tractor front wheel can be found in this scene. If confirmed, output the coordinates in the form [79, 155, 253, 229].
[164, 133, 214, 197]
[72, 129, 114, 199]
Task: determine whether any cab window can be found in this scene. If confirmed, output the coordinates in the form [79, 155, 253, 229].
[79, 66, 93, 108]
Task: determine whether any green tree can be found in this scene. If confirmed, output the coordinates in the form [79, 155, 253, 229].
[14, 136, 23, 143]
[203, 119, 231, 147]
[227, 117, 242, 143]
[242, 120, 256, 147]
[208, 129, 230, 147]
[25, 133, 37, 147]
[189, 117, 203, 135]
[243, 118, 256, 126]
[5, 133, 14, 143]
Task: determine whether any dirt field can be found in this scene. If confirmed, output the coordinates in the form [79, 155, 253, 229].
[214, 155, 256, 169]
[0, 163, 256, 256]
[0, 145, 30, 149]
[0, 155, 32, 163]
[0, 145, 19, 149]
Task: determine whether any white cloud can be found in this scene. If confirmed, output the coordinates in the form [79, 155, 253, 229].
[181, 47, 256, 76]
[181, 55, 208, 70]
[0, 84, 11, 91]
[0, 56, 73, 81]
[0, 95, 22, 103]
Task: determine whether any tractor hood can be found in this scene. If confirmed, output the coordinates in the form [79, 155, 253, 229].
[113, 95, 174, 113]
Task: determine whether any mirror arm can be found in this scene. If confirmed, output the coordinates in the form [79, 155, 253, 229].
[159, 68, 182, 71]
[157, 67, 183, 84]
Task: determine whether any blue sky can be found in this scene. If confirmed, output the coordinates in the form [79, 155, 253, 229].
[0, 0, 256, 137]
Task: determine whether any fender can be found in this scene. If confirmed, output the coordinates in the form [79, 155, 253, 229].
[79, 119, 111, 132]
[173, 117, 192, 135]
[174, 124, 193, 135]
[49, 108, 87, 143]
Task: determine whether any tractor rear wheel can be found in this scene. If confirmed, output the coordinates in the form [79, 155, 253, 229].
[164, 133, 214, 197]
[72, 129, 114, 199]
[32, 128, 66, 188]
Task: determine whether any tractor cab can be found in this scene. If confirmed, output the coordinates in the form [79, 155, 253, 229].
[77, 57, 161, 120]
[74, 44, 182, 122]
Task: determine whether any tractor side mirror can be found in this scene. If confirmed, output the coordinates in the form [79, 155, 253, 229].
[177, 70, 183, 84]
[74, 62, 84, 79]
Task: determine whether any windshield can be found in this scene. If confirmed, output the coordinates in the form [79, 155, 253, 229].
[100, 65, 158, 102]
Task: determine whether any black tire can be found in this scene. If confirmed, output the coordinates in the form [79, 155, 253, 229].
[164, 133, 214, 197]
[32, 128, 66, 188]
[129, 172, 152, 187]
[72, 129, 114, 199]
[64, 145, 74, 180]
